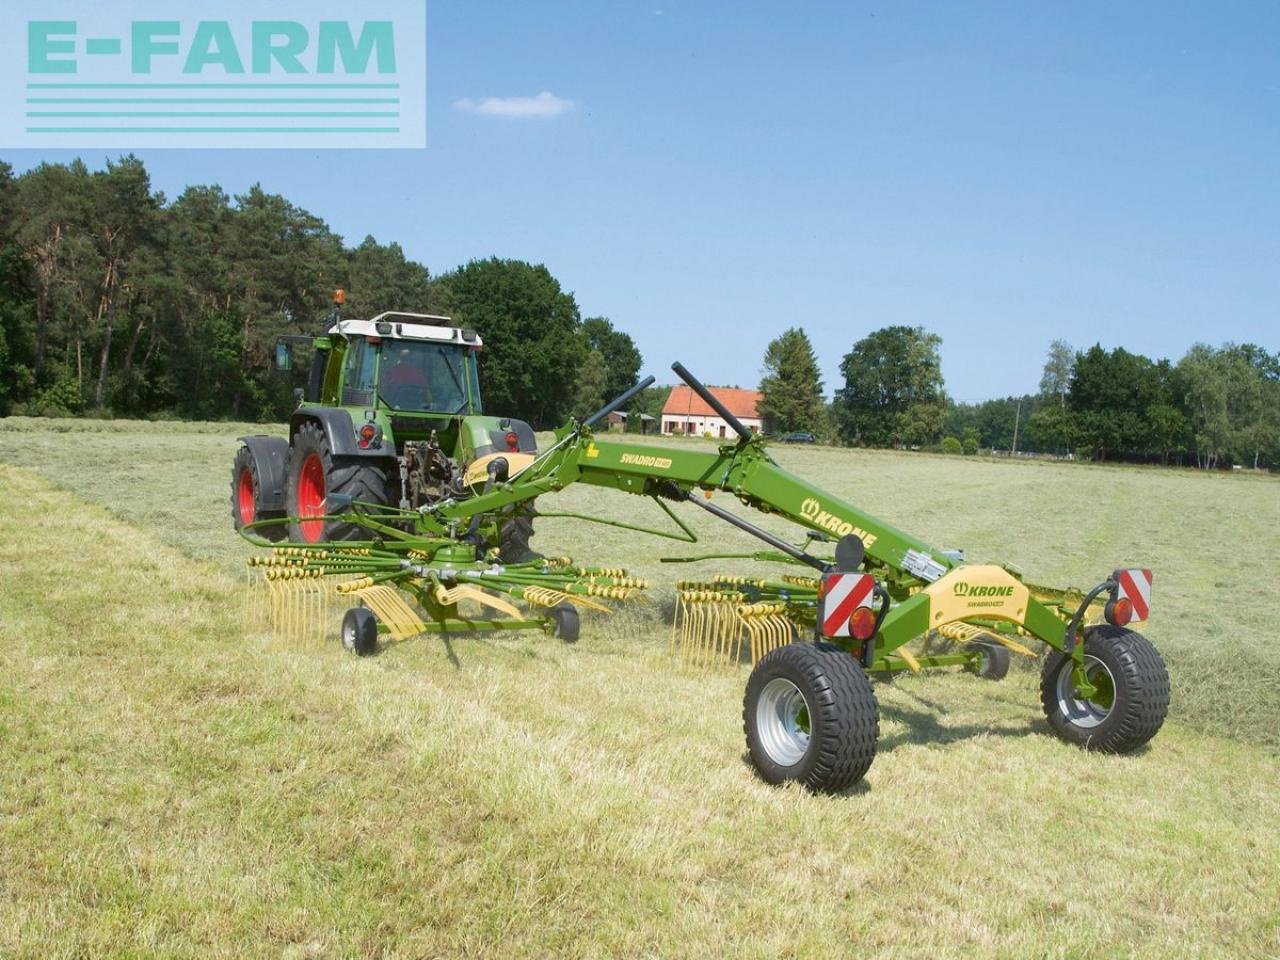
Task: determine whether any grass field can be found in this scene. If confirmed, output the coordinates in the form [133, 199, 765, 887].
[1, 417, 1278, 958]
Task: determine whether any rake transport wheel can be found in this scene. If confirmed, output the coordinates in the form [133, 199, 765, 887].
[231, 445, 286, 541]
[966, 642, 1011, 681]
[1040, 625, 1169, 752]
[285, 421, 393, 543]
[548, 601, 580, 644]
[341, 607, 378, 656]
[744, 642, 880, 792]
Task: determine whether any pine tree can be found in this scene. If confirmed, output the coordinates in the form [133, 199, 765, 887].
[757, 327, 825, 435]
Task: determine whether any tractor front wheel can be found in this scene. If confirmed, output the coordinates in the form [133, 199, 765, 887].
[1040, 625, 1169, 752]
[743, 642, 879, 792]
[231, 444, 286, 541]
[285, 421, 394, 543]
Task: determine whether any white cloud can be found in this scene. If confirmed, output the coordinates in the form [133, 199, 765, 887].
[453, 90, 575, 119]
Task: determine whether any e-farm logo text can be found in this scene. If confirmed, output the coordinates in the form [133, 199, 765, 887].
[0, 1, 425, 148]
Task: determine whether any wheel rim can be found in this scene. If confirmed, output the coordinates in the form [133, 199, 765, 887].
[341, 615, 357, 650]
[1056, 655, 1117, 729]
[756, 677, 812, 766]
[296, 452, 326, 543]
[236, 468, 256, 526]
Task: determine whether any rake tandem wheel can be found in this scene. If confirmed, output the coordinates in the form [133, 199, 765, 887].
[237, 306, 1172, 792]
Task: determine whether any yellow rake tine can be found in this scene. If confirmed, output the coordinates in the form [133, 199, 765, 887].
[895, 646, 922, 674]
[983, 633, 1036, 657]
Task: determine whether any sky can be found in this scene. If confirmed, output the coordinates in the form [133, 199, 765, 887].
[6, 0, 1278, 400]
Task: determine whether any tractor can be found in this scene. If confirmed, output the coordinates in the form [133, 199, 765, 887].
[231, 291, 539, 561]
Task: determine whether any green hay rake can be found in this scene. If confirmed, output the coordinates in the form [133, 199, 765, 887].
[239, 360, 1169, 791]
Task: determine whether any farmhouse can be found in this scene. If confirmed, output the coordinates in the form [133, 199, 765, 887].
[661, 385, 762, 437]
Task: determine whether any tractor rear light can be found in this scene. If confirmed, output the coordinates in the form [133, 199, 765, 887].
[849, 606, 877, 642]
[358, 422, 380, 449]
[505, 431, 519, 452]
[1105, 596, 1134, 627]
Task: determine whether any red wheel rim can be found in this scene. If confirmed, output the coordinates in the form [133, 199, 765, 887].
[237, 468, 256, 526]
[297, 452, 326, 543]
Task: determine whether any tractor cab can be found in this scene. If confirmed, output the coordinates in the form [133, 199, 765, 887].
[323, 313, 484, 419]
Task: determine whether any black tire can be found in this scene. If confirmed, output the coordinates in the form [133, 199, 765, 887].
[548, 601, 579, 644]
[743, 642, 879, 792]
[285, 421, 394, 543]
[499, 514, 542, 564]
[341, 607, 378, 656]
[966, 642, 1011, 681]
[1040, 625, 1169, 752]
[231, 445, 286, 541]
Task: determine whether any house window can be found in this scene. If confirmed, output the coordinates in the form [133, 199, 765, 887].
[719, 425, 726, 438]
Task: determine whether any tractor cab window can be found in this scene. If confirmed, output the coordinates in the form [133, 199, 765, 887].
[379, 340, 478, 414]
[341, 338, 378, 404]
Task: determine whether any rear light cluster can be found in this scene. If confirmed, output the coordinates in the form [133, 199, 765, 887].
[1105, 596, 1134, 627]
[358, 422, 382, 450]
[1105, 568, 1152, 626]
[848, 606, 877, 642]
[819, 572, 879, 642]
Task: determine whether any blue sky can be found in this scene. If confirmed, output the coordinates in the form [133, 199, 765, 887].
[7, 1, 1278, 400]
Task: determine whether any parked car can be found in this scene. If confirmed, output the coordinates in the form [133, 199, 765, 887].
[781, 431, 817, 443]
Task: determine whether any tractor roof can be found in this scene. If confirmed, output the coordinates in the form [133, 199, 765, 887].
[333, 312, 483, 347]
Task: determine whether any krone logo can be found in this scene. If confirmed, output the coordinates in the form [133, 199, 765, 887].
[797, 496, 878, 547]
[953, 582, 1014, 598]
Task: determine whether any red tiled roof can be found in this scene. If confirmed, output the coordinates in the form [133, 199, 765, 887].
[661, 385, 761, 420]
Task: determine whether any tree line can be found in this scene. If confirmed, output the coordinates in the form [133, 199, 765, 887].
[4, 156, 1274, 469]
[0, 156, 640, 427]
[757, 327, 1280, 469]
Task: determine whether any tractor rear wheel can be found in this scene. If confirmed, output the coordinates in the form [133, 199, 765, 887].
[1040, 625, 1169, 753]
[285, 421, 394, 543]
[499, 514, 541, 564]
[744, 642, 879, 792]
[231, 445, 286, 541]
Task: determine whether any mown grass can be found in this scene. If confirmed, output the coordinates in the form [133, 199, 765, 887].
[3, 416, 1278, 746]
[1, 419, 1279, 957]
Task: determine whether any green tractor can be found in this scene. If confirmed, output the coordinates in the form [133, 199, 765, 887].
[231, 293, 539, 559]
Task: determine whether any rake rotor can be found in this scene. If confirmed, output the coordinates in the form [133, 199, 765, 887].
[243, 538, 649, 649]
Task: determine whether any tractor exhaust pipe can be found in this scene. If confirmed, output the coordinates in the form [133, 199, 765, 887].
[671, 362, 753, 442]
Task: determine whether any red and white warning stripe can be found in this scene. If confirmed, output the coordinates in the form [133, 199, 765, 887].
[1114, 568, 1153, 621]
[820, 573, 875, 637]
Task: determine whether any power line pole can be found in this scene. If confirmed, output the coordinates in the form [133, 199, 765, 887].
[1011, 399, 1022, 456]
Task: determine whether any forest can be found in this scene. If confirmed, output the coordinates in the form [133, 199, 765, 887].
[0, 156, 639, 427]
[3, 156, 1276, 470]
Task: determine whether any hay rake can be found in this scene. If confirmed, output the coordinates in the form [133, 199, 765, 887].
[237, 360, 1170, 791]
[241, 538, 650, 652]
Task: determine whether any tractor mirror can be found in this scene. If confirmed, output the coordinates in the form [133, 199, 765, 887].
[274, 342, 293, 371]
